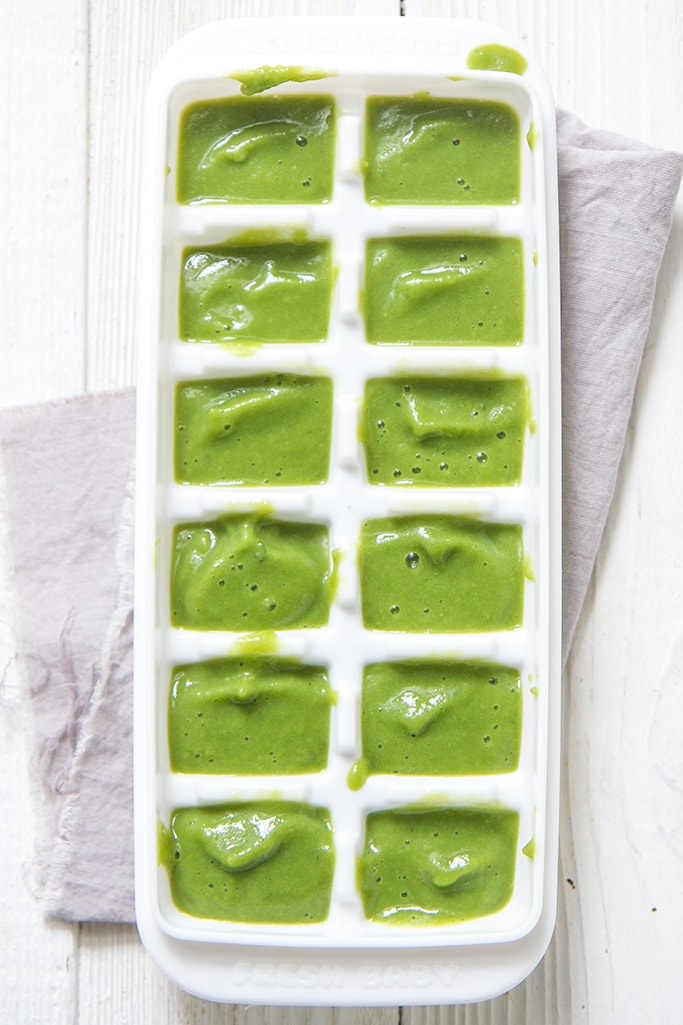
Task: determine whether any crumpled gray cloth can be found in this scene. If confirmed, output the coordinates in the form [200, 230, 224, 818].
[1, 390, 136, 921]
[1, 110, 681, 924]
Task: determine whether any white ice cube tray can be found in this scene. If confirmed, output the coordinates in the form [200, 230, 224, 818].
[134, 16, 561, 1006]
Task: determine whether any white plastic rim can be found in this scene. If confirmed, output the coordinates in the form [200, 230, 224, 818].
[134, 15, 561, 1006]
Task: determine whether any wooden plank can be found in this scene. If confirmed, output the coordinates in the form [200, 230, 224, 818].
[1, 0, 87, 1021]
[1, 0, 89, 403]
[78, 922, 400, 1025]
[0, 699, 78, 1025]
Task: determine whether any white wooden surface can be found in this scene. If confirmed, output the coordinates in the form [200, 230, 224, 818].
[2, 1, 683, 1021]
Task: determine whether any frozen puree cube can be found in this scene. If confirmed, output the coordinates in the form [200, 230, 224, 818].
[174, 374, 333, 486]
[360, 660, 522, 776]
[359, 515, 525, 632]
[177, 95, 336, 204]
[179, 237, 333, 344]
[163, 802, 335, 923]
[363, 374, 530, 486]
[357, 805, 519, 924]
[364, 96, 521, 206]
[168, 657, 333, 774]
[364, 235, 524, 345]
[171, 514, 333, 631]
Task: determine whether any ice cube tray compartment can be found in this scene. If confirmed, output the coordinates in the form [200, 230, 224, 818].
[134, 16, 560, 1006]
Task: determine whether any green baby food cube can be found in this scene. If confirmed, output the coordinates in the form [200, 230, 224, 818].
[174, 374, 333, 485]
[364, 235, 524, 345]
[360, 660, 522, 776]
[165, 802, 335, 923]
[179, 237, 333, 344]
[364, 96, 521, 206]
[169, 657, 333, 774]
[358, 514, 525, 632]
[357, 805, 519, 924]
[177, 95, 336, 204]
[363, 374, 529, 486]
[171, 513, 333, 631]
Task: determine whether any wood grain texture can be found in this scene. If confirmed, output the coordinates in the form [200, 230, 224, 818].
[2, 0, 683, 1021]
[2, 0, 88, 403]
[1, 0, 85, 1020]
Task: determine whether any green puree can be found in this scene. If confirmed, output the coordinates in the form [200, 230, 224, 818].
[357, 805, 519, 924]
[171, 513, 332, 631]
[168, 657, 333, 774]
[164, 802, 334, 923]
[175, 375, 333, 486]
[179, 237, 333, 344]
[176, 95, 336, 204]
[359, 661, 521, 778]
[363, 375, 529, 486]
[364, 97, 520, 205]
[230, 66, 335, 97]
[466, 44, 528, 76]
[359, 515, 524, 632]
[364, 235, 524, 345]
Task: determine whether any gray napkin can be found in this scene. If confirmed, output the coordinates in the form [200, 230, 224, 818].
[1, 390, 136, 921]
[556, 111, 683, 655]
[1, 110, 681, 924]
